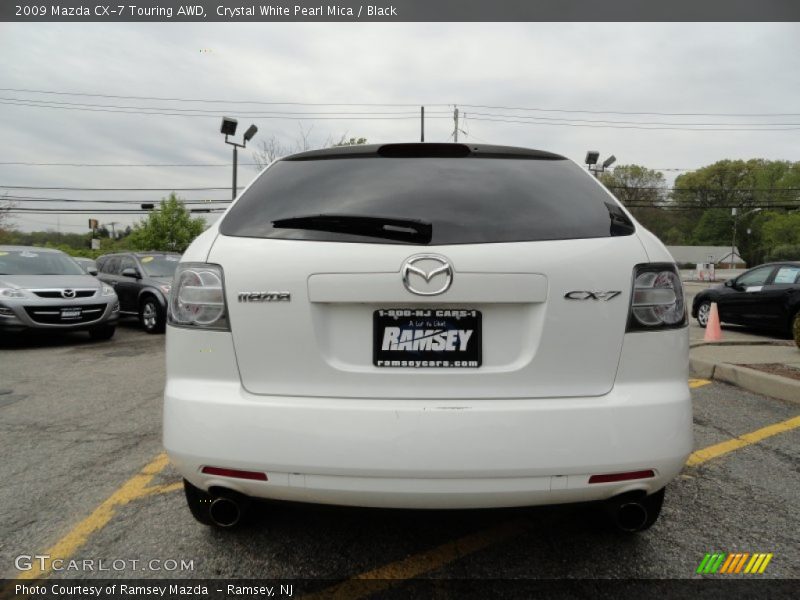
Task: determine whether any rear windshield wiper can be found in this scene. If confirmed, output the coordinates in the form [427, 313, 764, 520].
[272, 214, 432, 244]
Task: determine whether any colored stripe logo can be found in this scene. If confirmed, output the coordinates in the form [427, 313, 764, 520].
[696, 552, 773, 574]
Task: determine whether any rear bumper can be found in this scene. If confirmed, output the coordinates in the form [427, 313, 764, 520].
[166, 385, 691, 509]
[164, 325, 692, 509]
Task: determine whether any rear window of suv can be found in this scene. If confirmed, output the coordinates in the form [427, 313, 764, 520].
[220, 156, 634, 245]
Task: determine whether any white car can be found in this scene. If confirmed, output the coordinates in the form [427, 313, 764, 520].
[164, 143, 691, 532]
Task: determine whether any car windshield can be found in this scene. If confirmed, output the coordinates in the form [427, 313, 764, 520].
[0, 250, 85, 275]
[139, 255, 180, 277]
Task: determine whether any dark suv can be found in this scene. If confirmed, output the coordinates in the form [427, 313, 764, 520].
[96, 252, 180, 333]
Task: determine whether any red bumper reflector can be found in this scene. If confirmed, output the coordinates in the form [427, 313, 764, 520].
[588, 469, 655, 484]
[201, 466, 268, 481]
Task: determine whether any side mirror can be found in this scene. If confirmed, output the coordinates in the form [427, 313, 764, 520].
[87, 267, 98, 276]
[724, 279, 737, 289]
[121, 267, 141, 279]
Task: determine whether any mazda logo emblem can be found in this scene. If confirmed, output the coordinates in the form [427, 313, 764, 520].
[61, 289, 76, 299]
[401, 254, 453, 296]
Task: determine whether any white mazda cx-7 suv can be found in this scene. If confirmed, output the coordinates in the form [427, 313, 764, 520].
[164, 143, 691, 531]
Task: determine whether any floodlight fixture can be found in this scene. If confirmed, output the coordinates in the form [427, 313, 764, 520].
[585, 151, 599, 165]
[220, 117, 258, 200]
[243, 124, 258, 142]
[602, 155, 617, 169]
[220, 117, 238, 136]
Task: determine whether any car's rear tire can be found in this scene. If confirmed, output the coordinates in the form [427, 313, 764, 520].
[696, 301, 711, 328]
[88, 325, 115, 340]
[183, 479, 215, 526]
[140, 297, 165, 334]
[792, 311, 800, 349]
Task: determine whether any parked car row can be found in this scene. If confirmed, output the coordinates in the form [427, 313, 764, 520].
[0, 246, 180, 339]
[0, 246, 118, 339]
[95, 252, 180, 333]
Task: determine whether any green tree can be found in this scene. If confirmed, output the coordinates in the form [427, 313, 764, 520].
[690, 209, 733, 245]
[673, 159, 799, 264]
[127, 193, 206, 253]
[599, 164, 690, 243]
[761, 212, 800, 247]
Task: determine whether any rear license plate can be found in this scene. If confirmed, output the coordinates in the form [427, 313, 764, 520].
[373, 308, 482, 368]
[61, 308, 81, 320]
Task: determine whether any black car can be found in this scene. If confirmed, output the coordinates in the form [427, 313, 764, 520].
[691, 262, 800, 336]
[96, 252, 180, 333]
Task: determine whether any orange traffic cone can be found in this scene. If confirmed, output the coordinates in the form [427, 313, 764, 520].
[704, 302, 723, 342]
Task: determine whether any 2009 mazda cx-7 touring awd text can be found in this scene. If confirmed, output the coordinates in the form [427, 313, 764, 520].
[164, 143, 691, 531]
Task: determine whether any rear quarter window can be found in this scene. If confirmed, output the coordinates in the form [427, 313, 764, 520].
[220, 156, 633, 244]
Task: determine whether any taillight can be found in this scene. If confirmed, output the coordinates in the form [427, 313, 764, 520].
[627, 263, 686, 331]
[168, 263, 229, 331]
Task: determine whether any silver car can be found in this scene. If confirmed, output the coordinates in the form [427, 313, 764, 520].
[0, 246, 119, 339]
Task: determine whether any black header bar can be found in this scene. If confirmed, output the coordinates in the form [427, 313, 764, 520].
[3, 0, 800, 22]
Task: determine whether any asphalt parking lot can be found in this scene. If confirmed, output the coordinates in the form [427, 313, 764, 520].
[1, 317, 798, 593]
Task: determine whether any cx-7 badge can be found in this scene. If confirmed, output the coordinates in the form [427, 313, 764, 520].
[564, 290, 622, 301]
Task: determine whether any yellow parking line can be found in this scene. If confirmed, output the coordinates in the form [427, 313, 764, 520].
[141, 481, 183, 497]
[689, 378, 712, 389]
[13, 410, 800, 587]
[14, 453, 170, 581]
[687, 415, 800, 467]
[303, 519, 529, 600]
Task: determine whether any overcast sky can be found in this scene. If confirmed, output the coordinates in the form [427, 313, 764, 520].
[1, 22, 798, 233]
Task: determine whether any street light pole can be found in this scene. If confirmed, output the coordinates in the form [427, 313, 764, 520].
[730, 207, 738, 270]
[232, 144, 238, 201]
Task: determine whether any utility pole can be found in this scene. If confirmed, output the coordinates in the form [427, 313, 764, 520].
[730, 207, 737, 270]
[108, 221, 119, 239]
[420, 106, 425, 142]
[232, 144, 238, 201]
[453, 106, 459, 142]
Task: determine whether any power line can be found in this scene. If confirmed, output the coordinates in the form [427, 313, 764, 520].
[5, 208, 225, 214]
[3, 195, 232, 204]
[623, 204, 800, 210]
[460, 103, 800, 118]
[6, 98, 795, 130]
[0, 87, 447, 107]
[0, 185, 239, 191]
[0, 161, 260, 167]
[610, 165, 799, 173]
[0, 100, 441, 120]
[469, 116, 800, 132]
[3, 88, 796, 117]
[605, 186, 800, 192]
[0, 96, 439, 116]
[467, 111, 800, 127]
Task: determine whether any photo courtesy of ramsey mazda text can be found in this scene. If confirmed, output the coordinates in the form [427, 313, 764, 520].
[163, 143, 691, 532]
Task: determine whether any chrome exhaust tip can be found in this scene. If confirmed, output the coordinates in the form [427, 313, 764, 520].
[615, 501, 649, 532]
[209, 496, 243, 528]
